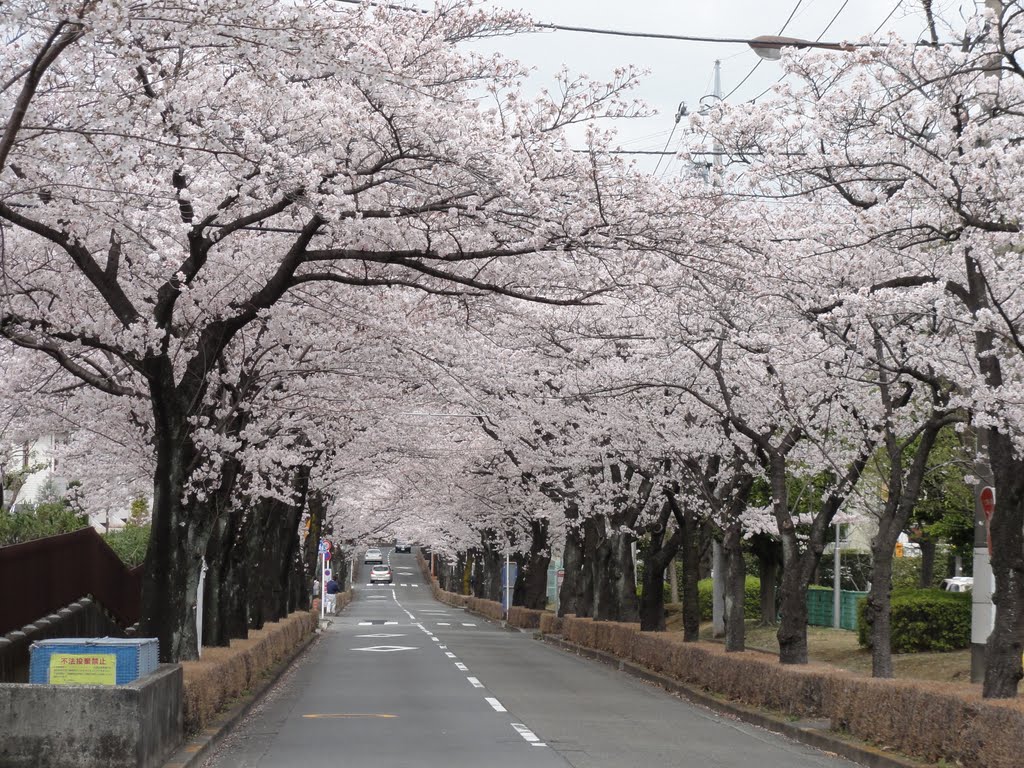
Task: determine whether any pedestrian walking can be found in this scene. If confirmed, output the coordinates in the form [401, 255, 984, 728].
[325, 575, 340, 614]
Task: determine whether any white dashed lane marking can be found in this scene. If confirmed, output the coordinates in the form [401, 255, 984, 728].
[455, 662, 468, 671]
[445, 652, 456, 658]
[467, 677, 484, 688]
[486, 698, 507, 713]
[511, 723, 545, 747]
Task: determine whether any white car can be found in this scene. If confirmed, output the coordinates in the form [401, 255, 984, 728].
[942, 577, 973, 593]
[364, 547, 383, 564]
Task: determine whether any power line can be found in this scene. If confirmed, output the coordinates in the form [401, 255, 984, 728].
[872, 0, 905, 35]
[331, 0, 866, 51]
[651, 101, 687, 176]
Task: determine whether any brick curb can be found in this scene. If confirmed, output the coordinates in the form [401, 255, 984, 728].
[538, 634, 932, 768]
[162, 622, 323, 768]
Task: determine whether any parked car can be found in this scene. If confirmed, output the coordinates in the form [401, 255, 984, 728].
[942, 577, 973, 593]
[370, 565, 393, 584]
[364, 547, 383, 564]
[394, 542, 412, 553]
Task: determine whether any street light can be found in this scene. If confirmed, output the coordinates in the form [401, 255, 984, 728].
[747, 35, 854, 61]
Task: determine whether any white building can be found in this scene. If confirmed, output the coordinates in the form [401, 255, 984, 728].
[2, 435, 143, 532]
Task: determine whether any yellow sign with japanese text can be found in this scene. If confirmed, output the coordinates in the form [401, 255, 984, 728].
[48, 653, 117, 685]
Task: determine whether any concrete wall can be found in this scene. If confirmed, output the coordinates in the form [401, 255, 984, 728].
[0, 664, 182, 768]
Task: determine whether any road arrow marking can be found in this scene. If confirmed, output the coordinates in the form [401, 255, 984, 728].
[352, 646, 417, 652]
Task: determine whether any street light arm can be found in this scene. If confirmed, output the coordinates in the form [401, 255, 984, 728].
[748, 35, 856, 61]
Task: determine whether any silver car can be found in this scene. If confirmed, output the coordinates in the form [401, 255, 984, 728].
[364, 547, 383, 564]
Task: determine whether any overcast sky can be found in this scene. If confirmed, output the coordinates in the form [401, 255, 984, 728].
[455, 0, 976, 174]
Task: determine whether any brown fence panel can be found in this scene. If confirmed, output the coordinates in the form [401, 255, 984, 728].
[0, 527, 142, 636]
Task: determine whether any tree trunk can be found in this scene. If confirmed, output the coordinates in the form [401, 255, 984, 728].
[867, 416, 944, 678]
[479, 540, 502, 602]
[575, 518, 598, 618]
[758, 559, 780, 626]
[515, 519, 551, 610]
[140, 405, 212, 663]
[866, 538, 896, 678]
[639, 502, 682, 632]
[722, 521, 746, 652]
[982, 430, 1024, 698]
[677, 498, 702, 642]
[559, 521, 584, 617]
[590, 517, 639, 623]
[201, 511, 235, 647]
[274, 497, 305, 619]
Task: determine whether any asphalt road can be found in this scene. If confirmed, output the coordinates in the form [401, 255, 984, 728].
[203, 548, 862, 768]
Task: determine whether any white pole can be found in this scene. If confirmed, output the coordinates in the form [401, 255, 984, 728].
[505, 551, 511, 619]
[196, 559, 207, 658]
[833, 523, 841, 628]
[320, 551, 326, 621]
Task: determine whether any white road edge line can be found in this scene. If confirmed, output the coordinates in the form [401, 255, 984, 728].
[485, 697, 506, 712]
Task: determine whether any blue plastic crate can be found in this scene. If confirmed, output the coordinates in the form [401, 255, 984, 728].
[29, 637, 159, 685]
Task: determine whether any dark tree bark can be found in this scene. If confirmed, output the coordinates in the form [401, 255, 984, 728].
[684, 456, 753, 652]
[140, 394, 214, 663]
[666, 490, 702, 642]
[982, 429, 1024, 698]
[477, 535, 502, 602]
[589, 517, 639, 623]
[751, 534, 782, 626]
[514, 519, 551, 610]
[722, 520, 746, 652]
[559, 516, 585, 617]
[864, 389, 950, 677]
[772, 447, 871, 665]
[639, 501, 683, 631]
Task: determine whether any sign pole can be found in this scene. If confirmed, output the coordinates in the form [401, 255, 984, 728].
[833, 522, 841, 629]
[505, 550, 511, 620]
[320, 550, 326, 621]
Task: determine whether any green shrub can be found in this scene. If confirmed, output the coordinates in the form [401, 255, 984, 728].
[104, 524, 150, 567]
[0, 501, 88, 546]
[856, 588, 970, 652]
[695, 575, 761, 621]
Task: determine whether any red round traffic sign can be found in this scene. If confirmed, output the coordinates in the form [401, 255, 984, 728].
[981, 487, 996, 519]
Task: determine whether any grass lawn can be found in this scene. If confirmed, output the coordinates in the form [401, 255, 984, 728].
[665, 610, 971, 683]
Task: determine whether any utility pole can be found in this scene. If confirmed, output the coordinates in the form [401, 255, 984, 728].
[970, 0, 1003, 683]
[709, 59, 727, 640]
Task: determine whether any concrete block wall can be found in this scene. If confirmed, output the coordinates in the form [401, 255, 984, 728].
[0, 664, 182, 768]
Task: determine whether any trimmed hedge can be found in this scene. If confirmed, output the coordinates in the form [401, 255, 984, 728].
[696, 576, 761, 621]
[856, 588, 970, 652]
[181, 610, 317, 734]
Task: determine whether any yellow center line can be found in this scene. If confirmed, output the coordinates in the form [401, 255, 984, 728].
[302, 713, 398, 719]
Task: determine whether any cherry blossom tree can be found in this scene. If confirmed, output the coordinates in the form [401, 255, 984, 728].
[0, 0, 664, 660]
[695, 1, 1024, 692]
